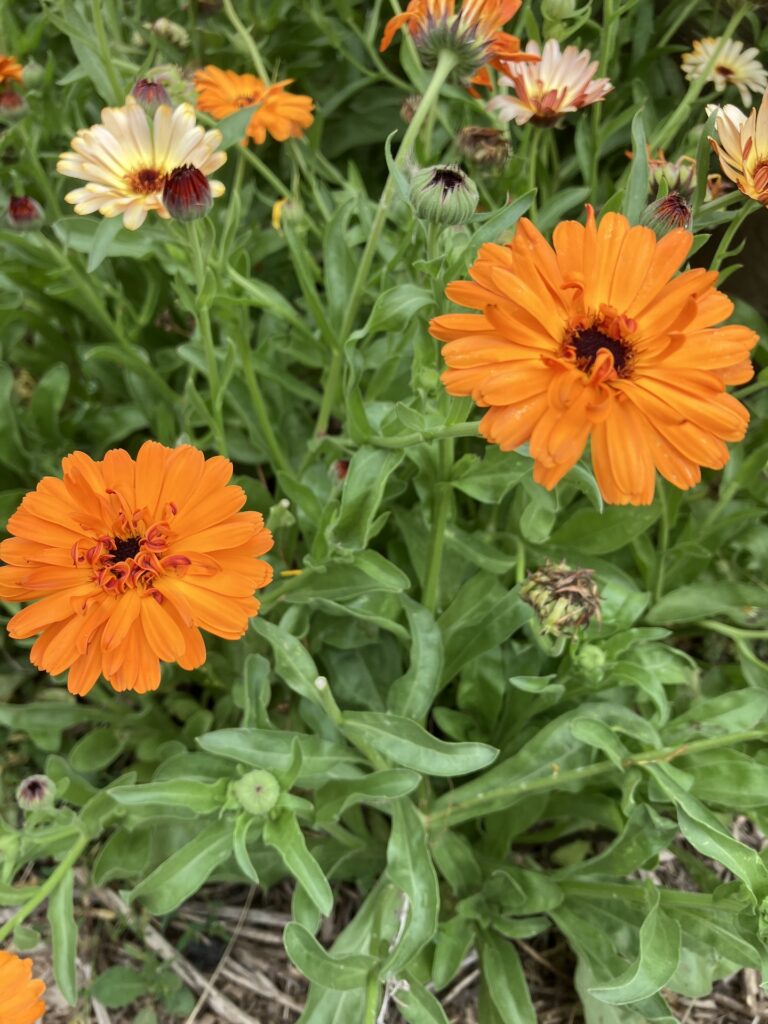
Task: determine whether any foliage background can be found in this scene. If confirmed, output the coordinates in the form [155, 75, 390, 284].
[2, 0, 768, 1021]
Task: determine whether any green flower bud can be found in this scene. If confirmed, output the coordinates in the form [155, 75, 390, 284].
[16, 774, 55, 811]
[521, 562, 601, 638]
[22, 60, 44, 88]
[573, 643, 607, 682]
[410, 165, 479, 226]
[232, 770, 281, 816]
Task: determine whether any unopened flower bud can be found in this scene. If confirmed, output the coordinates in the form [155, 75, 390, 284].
[22, 60, 44, 88]
[162, 165, 213, 221]
[16, 774, 55, 811]
[0, 88, 26, 120]
[457, 126, 510, 168]
[132, 77, 172, 114]
[146, 63, 197, 105]
[7, 195, 44, 231]
[521, 562, 601, 637]
[410, 165, 479, 225]
[572, 642, 607, 682]
[400, 95, 421, 123]
[144, 17, 190, 48]
[641, 191, 692, 236]
[542, 0, 577, 17]
[233, 770, 280, 815]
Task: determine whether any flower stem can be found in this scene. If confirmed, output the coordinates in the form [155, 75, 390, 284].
[240, 146, 292, 198]
[188, 221, 228, 457]
[313, 48, 460, 436]
[0, 832, 88, 943]
[222, 0, 271, 81]
[233, 332, 291, 475]
[422, 440, 453, 613]
[710, 199, 757, 272]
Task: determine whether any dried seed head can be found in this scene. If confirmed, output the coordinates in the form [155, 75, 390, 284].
[457, 126, 511, 168]
[400, 95, 421, 123]
[520, 561, 601, 637]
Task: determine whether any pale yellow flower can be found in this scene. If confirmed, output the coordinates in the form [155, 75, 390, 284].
[488, 39, 612, 126]
[57, 97, 226, 230]
[708, 90, 768, 205]
[682, 38, 767, 106]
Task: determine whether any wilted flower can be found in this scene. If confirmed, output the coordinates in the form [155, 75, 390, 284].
[143, 17, 190, 48]
[57, 97, 225, 230]
[162, 165, 213, 221]
[410, 164, 479, 224]
[682, 38, 767, 106]
[131, 77, 172, 113]
[400, 94, 421, 123]
[708, 91, 768, 205]
[194, 66, 315, 146]
[457, 125, 510, 167]
[489, 39, 612, 125]
[521, 562, 601, 637]
[641, 190, 692, 236]
[233, 770, 281, 815]
[0, 54, 23, 86]
[380, 0, 539, 81]
[16, 774, 55, 811]
[6, 195, 44, 231]
[0, 950, 45, 1023]
[430, 208, 756, 504]
[0, 442, 274, 696]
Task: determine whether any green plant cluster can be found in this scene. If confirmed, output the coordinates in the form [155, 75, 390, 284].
[1, 1, 768, 1021]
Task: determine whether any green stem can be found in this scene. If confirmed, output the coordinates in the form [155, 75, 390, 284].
[91, 0, 123, 104]
[426, 728, 768, 831]
[222, 0, 271, 81]
[422, 441, 453, 613]
[313, 49, 460, 436]
[652, 481, 670, 603]
[0, 833, 88, 943]
[233, 333, 291, 475]
[527, 130, 542, 213]
[650, 3, 750, 152]
[240, 146, 292, 199]
[362, 973, 381, 1024]
[559, 878, 746, 912]
[710, 200, 757, 272]
[367, 422, 480, 448]
[188, 221, 227, 456]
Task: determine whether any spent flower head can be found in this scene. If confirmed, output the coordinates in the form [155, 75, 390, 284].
[457, 126, 511, 167]
[521, 562, 601, 637]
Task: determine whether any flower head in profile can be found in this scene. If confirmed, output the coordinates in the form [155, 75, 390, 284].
[430, 208, 756, 505]
[0, 55, 23, 87]
[380, 0, 539, 80]
[488, 39, 612, 125]
[521, 562, 600, 637]
[708, 89, 768, 205]
[57, 97, 226, 230]
[0, 442, 274, 695]
[682, 38, 767, 106]
[194, 66, 314, 146]
[0, 950, 45, 1023]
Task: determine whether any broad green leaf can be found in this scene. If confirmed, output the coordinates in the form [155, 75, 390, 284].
[432, 916, 475, 990]
[358, 284, 434, 336]
[462, 190, 535, 250]
[396, 974, 450, 1024]
[87, 216, 124, 272]
[388, 597, 443, 720]
[47, 867, 78, 1005]
[624, 110, 649, 225]
[330, 447, 404, 550]
[551, 504, 660, 555]
[90, 967, 149, 1008]
[342, 711, 498, 776]
[232, 813, 261, 885]
[384, 800, 440, 974]
[589, 888, 680, 1005]
[128, 820, 234, 914]
[250, 617, 325, 709]
[682, 749, 768, 808]
[314, 769, 421, 822]
[216, 102, 264, 148]
[109, 779, 228, 816]
[197, 728, 361, 782]
[264, 810, 333, 916]
[647, 582, 768, 624]
[284, 922, 377, 990]
[480, 931, 536, 1024]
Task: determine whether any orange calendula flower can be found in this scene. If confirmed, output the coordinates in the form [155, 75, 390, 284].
[194, 66, 314, 146]
[430, 209, 756, 505]
[380, 0, 538, 80]
[0, 55, 23, 86]
[708, 89, 768, 205]
[0, 442, 274, 695]
[0, 950, 45, 1024]
[488, 39, 612, 125]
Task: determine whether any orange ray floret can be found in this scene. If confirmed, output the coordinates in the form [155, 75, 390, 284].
[0, 442, 274, 695]
[380, 0, 538, 80]
[194, 66, 314, 146]
[430, 208, 757, 505]
[0, 950, 45, 1024]
[0, 55, 23, 87]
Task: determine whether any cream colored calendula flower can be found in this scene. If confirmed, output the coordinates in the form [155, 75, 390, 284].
[708, 90, 768, 205]
[682, 38, 767, 106]
[57, 97, 226, 230]
[487, 39, 612, 126]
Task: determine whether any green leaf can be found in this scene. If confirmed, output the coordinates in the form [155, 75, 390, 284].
[342, 711, 498, 776]
[315, 769, 420, 822]
[480, 931, 536, 1024]
[232, 813, 261, 885]
[263, 810, 333, 916]
[229, 268, 316, 339]
[589, 887, 681, 1005]
[384, 800, 440, 974]
[250, 617, 325, 709]
[109, 779, 228, 816]
[90, 967, 149, 1008]
[197, 728, 361, 782]
[47, 867, 78, 1005]
[330, 447, 404, 549]
[284, 922, 377, 990]
[624, 110, 649, 225]
[551, 504, 661, 555]
[647, 582, 768, 624]
[388, 597, 443, 720]
[357, 284, 434, 337]
[128, 820, 234, 914]
[463, 190, 535, 250]
[396, 975, 451, 1024]
[87, 216, 125, 272]
[216, 102, 264, 148]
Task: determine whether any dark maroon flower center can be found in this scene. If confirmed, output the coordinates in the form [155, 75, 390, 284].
[110, 536, 141, 562]
[571, 328, 631, 376]
[430, 167, 466, 193]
